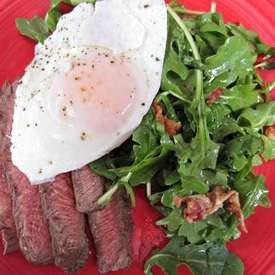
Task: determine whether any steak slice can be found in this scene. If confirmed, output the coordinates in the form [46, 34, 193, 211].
[0, 165, 14, 231]
[1, 228, 19, 254]
[40, 174, 89, 272]
[88, 185, 133, 273]
[5, 163, 53, 265]
[0, 165, 19, 255]
[71, 166, 104, 212]
[2, 81, 52, 264]
[0, 82, 19, 254]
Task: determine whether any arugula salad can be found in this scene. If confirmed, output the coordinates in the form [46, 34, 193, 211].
[16, 1, 275, 274]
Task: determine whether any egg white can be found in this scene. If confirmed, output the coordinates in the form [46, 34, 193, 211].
[11, 0, 167, 183]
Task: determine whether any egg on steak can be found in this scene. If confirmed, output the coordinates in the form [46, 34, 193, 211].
[11, 0, 167, 183]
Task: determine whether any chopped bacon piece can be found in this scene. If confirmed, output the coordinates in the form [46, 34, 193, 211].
[260, 93, 272, 102]
[206, 87, 224, 105]
[182, 195, 212, 223]
[227, 192, 247, 233]
[174, 186, 247, 232]
[173, 195, 184, 208]
[264, 125, 275, 140]
[152, 102, 181, 136]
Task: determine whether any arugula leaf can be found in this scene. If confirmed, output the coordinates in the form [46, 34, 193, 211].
[144, 237, 244, 275]
[222, 253, 245, 275]
[132, 109, 159, 162]
[205, 36, 256, 91]
[161, 17, 191, 103]
[226, 23, 275, 55]
[52, 0, 96, 7]
[262, 135, 275, 160]
[233, 174, 271, 217]
[207, 104, 232, 134]
[200, 169, 228, 187]
[89, 158, 117, 181]
[156, 208, 184, 232]
[213, 118, 244, 142]
[69, 0, 96, 5]
[224, 174, 271, 240]
[16, 0, 97, 42]
[238, 101, 275, 129]
[217, 84, 262, 111]
[221, 135, 263, 172]
[45, 6, 61, 32]
[16, 17, 50, 43]
[178, 220, 208, 243]
[198, 13, 228, 36]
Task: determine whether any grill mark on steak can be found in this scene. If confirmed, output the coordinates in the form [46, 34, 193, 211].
[88, 184, 133, 273]
[40, 174, 89, 272]
[0, 82, 19, 254]
[71, 166, 104, 212]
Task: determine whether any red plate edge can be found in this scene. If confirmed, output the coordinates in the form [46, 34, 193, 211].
[1, 1, 275, 275]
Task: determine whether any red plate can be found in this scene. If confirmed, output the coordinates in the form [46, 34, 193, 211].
[0, 1, 275, 275]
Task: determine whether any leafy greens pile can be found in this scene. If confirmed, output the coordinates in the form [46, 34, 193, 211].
[16, 1, 275, 275]
[91, 3, 275, 275]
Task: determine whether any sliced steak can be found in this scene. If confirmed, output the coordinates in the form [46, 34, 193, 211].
[1, 228, 19, 254]
[0, 165, 13, 231]
[5, 163, 53, 264]
[88, 185, 132, 273]
[0, 82, 19, 254]
[0, 165, 19, 255]
[40, 174, 89, 272]
[2, 81, 52, 264]
[71, 166, 104, 212]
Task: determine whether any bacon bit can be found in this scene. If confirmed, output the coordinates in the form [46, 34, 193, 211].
[173, 195, 184, 208]
[227, 192, 248, 233]
[174, 186, 247, 233]
[260, 93, 272, 102]
[152, 102, 181, 136]
[183, 196, 212, 223]
[206, 87, 224, 105]
[264, 125, 275, 140]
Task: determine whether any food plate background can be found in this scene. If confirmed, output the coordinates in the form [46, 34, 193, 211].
[0, 0, 275, 274]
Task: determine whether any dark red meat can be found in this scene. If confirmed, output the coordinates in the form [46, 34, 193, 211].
[71, 166, 104, 212]
[0, 166, 14, 231]
[88, 185, 132, 273]
[0, 82, 19, 254]
[5, 163, 53, 264]
[0, 165, 19, 255]
[2, 81, 52, 264]
[1, 228, 19, 254]
[40, 174, 89, 272]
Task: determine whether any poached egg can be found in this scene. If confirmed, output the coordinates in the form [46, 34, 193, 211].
[11, 0, 167, 183]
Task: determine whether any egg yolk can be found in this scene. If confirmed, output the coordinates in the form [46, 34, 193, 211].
[49, 47, 142, 137]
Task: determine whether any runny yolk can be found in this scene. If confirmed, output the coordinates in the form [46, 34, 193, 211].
[50, 47, 141, 136]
